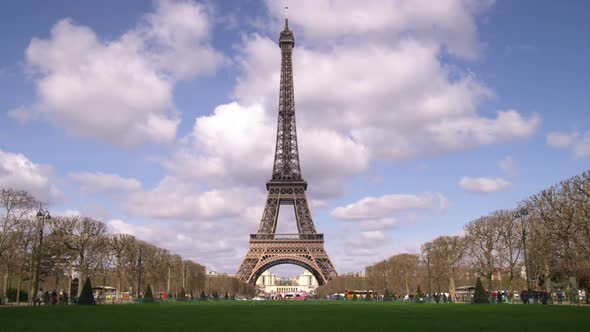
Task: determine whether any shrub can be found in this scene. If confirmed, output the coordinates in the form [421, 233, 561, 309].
[77, 277, 95, 305]
[143, 284, 154, 303]
[200, 290, 207, 301]
[212, 290, 219, 300]
[6, 288, 28, 302]
[473, 277, 489, 304]
[352, 293, 358, 301]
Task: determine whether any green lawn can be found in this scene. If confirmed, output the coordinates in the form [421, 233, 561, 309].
[1, 301, 588, 331]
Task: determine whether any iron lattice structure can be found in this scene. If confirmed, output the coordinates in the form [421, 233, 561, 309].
[236, 20, 337, 285]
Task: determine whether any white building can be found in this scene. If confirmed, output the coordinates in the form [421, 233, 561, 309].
[256, 270, 319, 295]
[256, 270, 278, 287]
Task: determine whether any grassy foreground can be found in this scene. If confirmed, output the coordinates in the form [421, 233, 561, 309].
[1, 301, 588, 332]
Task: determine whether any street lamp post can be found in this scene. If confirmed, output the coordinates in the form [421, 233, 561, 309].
[514, 208, 531, 290]
[33, 205, 51, 305]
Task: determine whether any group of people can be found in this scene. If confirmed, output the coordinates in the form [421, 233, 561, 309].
[520, 289, 590, 305]
[388, 292, 455, 303]
[519, 289, 552, 305]
[431, 292, 452, 303]
[34, 288, 69, 305]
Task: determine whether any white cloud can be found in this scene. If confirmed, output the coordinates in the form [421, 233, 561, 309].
[123, 176, 265, 221]
[546, 130, 590, 158]
[546, 131, 578, 148]
[232, 26, 539, 163]
[266, 0, 493, 59]
[331, 192, 447, 221]
[10, 0, 224, 147]
[458, 176, 511, 193]
[574, 132, 590, 158]
[498, 156, 513, 174]
[359, 218, 399, 231]
[0, 150, 61, 202]
[163, 102, 275, 186]
[361, 230, 385, 242]
[70, 171, 142, 194]
[309, 199, 328, 209]
[164, 101, 369, 198]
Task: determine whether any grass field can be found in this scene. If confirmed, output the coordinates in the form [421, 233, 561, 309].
[1, 301, 589, 331]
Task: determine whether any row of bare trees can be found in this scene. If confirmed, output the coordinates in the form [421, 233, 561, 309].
[318, 170, 590, 300]
[0, 188, 255, 304]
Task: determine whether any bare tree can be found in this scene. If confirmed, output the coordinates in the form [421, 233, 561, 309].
[567, 171, 590, 259]
[108, 234, 136, 302]
[49, 216, 107, 296]
[465, 215, 503, 290]
[389, 254, 420, 295]
[495, 209, 523, 292]
[423, 235, 466, 299]
[528, 181, 581, 296]
[0, 189, 36, 300]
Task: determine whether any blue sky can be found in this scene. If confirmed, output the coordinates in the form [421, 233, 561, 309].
[0, 0, 588, 278]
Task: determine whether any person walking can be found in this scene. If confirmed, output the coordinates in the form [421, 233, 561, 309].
[50, 290, 57, 305]
[520, 289, 529, 304]
[43, 291, 50, 306]
[36, 288, 44, 306]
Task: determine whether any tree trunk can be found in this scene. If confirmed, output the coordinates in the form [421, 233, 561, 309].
[167, 265, 171, 295]
[182, 262, 186, 289]
[509, 268, 514, 303]
[569, 276, 577, 304]
[55, 270, 60, 291]
[2, 269, 8, 301]
[78, 254, 85, 297]
[116, 272, 122, 303]
[543, 262, 551, 293]
[77, 271, 84, 298]
[448, 275, 456, 301]
[16, 272, 22, 305]
[28, 251, 34, 305]
[68, 261, 73, 304]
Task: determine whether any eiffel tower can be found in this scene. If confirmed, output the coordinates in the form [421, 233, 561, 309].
[236, 19, 338, 285]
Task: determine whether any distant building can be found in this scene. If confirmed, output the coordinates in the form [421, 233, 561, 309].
[256, 270, 278, 286]
[256, 270, 319, 295]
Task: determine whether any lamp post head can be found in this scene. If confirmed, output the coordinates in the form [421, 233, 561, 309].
[514, 212, 521, 219]
[37, 210, 44, 218]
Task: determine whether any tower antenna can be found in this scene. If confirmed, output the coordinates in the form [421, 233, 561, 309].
[283, 0, 289, 29]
